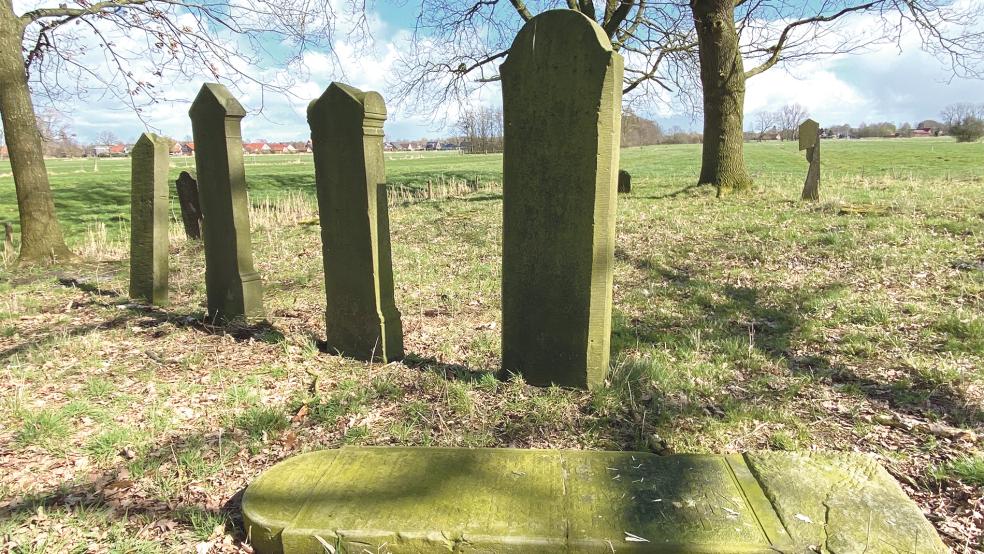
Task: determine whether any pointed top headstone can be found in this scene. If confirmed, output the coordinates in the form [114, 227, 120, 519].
[799, 119, 819, 150]
[308, 82, 403, 362]
[189, 83, 247, 118]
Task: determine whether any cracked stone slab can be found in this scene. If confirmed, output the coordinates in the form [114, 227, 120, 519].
[241, 447, 945, 553]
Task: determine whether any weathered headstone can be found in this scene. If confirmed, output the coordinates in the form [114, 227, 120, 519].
[308, 83, 403, 362]
[175, 171, 203, 240]
[242, 447, 947, 554]
[500, 10, 622, 389]
[799, 118, 820, 201]
[189, 83, 264, 323]
[618, 169, 631, 193]
[128, 132, 170, 306]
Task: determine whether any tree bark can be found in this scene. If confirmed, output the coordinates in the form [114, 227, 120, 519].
[0, 0, 74, 263]
[691, 0, 752, 195]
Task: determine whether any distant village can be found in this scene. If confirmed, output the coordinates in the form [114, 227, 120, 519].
[41, 138, 465, 159]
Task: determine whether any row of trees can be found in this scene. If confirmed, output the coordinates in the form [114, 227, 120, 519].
[2, 0, 984, 263]
[942, 103, 984, 142]
[456, 107, 504, 153]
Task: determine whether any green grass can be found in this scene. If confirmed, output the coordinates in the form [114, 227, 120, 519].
[1, 137, 981, 240]
[933, 455, 984, 486]
[0, 137, 981, 550]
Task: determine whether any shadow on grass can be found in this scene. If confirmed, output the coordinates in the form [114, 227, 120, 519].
[611, 254, 983, 430]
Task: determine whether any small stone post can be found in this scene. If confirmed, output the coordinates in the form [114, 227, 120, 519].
[308, 83, 404, 362]
[175, 171, 203, 239]
[129, 132, 170, 305]
[500, 10, 623, 389]
[189, 83, 264, 323]
[618, 170, 631, 193]
[799, 119, 820, 201]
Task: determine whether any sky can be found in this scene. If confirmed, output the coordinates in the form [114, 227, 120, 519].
[12, 0, 984, 143]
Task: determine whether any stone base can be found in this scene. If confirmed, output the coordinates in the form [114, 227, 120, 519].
[241, 447, 945, 553]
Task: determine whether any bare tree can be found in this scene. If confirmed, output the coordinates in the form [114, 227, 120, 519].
[775, 103, 811, 141]
[942, 102, 984, 142]
[389, 0, 984, 195]
[457, 106, 505, 153]
[94, 131, 120, 146]
[752, 110, 777, 140]
[0, 0, 367, 263]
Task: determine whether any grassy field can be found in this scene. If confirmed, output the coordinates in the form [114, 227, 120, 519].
[0, 138, 982, 552]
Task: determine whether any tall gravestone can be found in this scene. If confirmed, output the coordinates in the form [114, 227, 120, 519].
[175, 171, 203, 240]
[189, 83, 264, 323]
[500, 10, 623, 389]
[799, 118, 820, 201]
[129, 133, 170, 305]
[308, 83, 403, 362]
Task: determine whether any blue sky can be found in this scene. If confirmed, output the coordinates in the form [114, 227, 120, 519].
[15, 0, 984, 143]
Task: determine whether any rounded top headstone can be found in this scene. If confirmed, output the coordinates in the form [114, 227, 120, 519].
[501, 9, 615, 75]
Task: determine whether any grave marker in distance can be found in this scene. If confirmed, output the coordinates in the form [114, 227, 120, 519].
[618, 169, 631, 193]
[129, 132, 170, 305]
[308, 83, 404, 362]
[189, 83, 264, 323]
[799, 118, 820, 201]
[175, 171, 203, 240]
[500, 10, 623, 389]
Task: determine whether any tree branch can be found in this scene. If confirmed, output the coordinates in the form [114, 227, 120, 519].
[21, 0, 153, 23]
[507, 0, 533, 21]
[744, 0, 879, 79]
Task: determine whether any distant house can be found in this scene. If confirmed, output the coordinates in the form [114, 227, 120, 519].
[304, 140, 313, 153]
[0, 146, 7, 159]
[243, 142, 271, 154]
[181, 142, 195, 155]
[90, 143, 128, 157]
[268, 143, 296, 154]
[169, 143, 183, 156]
[425, 141, 441, 151]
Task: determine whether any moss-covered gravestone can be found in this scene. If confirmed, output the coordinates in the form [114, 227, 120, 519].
[799, 118, 820, 201]
[189, 83, 264, 323]
[500, 10, 622, 389]
[307, 83, 403, 362]
[175, 171, 203, 240]
[129, 133, 170, 306]
[242, 447, 947, 553]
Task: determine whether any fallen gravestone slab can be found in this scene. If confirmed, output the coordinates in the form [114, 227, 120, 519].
[242, 447, 945, 553]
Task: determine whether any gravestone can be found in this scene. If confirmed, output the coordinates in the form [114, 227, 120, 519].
[618, 169, 631, 193]
[799, 118, 820, 201]
[500, 10, 622, 389]
[128, 133, 170, 306]
[175, 171, 203, 240]
[189, 83, 264, 323]
[242, 447, 947, 554]
[308, 83, 404, 362]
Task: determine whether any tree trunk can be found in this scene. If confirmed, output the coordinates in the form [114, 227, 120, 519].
[691, 0, 752, 195]
[0, 1, 74, 263]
